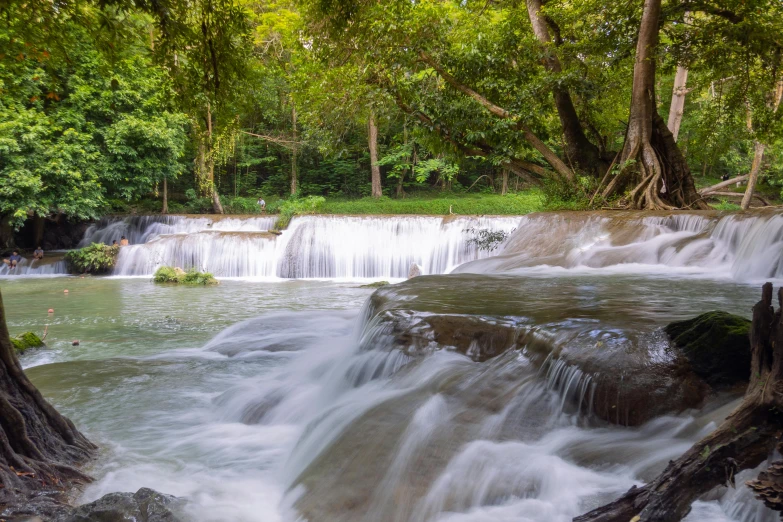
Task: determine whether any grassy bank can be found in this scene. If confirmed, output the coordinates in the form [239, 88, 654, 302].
[122, 189, 575, 217]
[318, 191, 556, 215]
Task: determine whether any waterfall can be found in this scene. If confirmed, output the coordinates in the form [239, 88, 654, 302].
[457, 210, 783, 282]
[0, 257, 67, 276]
[8, 209, 783, 281]
[100, 215, 521, 278]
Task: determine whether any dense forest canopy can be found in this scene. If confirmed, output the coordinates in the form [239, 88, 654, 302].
[1, 0, 782, 229]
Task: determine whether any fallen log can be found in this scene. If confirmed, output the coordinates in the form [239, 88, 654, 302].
[575, 283, 783, 522]
[698, 174, 749, 194]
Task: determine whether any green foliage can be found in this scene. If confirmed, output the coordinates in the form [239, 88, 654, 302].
[275, 195, 326, 228]
[539, 177, 591, 211]
[319, 191, 545, 215]
[153, 266, 218, 285]
[11, 332, 45, 354]
[710, 199, 743, 211]
[64, 243, 120, 274]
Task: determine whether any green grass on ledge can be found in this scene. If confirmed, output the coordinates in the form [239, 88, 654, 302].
[318, 190, 555, 215]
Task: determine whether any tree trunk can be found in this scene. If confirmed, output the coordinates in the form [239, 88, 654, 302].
[162, 178, 168, 214]
[575, 283, 783, 522]
[291, 104, 298, 196]
[205, 104, 224, 214]
[667, 65, 689, 141]
[31, 215, 45, 248]
[501, 169, 509, 195]
[741, 81, 782, 210]
[601, 0, 707, 210]
[741, 141, 766, 210]
[0, 290, 95, 515]
[369, 111, 382, 198]
[526, 0, 607, 176]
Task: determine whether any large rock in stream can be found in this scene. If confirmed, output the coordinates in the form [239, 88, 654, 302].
[362, 275, 750, 427]
[58, 488, 183, 522]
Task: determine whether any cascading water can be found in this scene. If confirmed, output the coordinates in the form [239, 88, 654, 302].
[456, 210, 783, 282]
[0, 255, 67, 276]
[9, 209, 783, 522]
[99, 214, 521, 278]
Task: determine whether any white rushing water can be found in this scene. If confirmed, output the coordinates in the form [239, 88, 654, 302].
[8, 210, 783, 280]
[8, 209, 783, 521]
[64, 295, 774, 522]
[83, 215, 521, 278]
[457, 210, 783, 282]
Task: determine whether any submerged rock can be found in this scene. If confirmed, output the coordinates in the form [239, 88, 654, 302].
[364, 275, 719, 426]
[58, 488, 183, 522]
[665, 311, 751, 387]
[360, 281, 390, 288]
[11, 331, 45, 353]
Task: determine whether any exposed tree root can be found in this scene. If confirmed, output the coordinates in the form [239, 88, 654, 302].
[575, 283, 783, 522]
[0, 290, 95, 511]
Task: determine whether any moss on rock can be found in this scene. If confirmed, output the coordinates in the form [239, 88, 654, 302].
[153, 266, 218, 285]
[11, 332, 45, 354]
[665, 311, 751, 387]
[359, 281, 390, 288]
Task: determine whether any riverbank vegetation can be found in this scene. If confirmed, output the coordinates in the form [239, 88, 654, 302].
[64, 243, 120, 274]
[1, 0, 782, 246]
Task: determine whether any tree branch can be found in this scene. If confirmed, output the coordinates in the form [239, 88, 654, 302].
[417, 51, 575, 181]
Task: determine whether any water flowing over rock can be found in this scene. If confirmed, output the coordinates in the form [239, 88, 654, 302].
[363, 275, 718, 426]
[457, 209, 783, 281]
[84, 215, 520, 278]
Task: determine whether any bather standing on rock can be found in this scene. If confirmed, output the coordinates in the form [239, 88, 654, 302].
[120, 236, 129, 246]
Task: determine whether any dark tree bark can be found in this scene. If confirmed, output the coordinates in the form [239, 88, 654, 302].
[575, 283, 783, 522]
[206, 103, 224, 214]
[369, 111, 382, 198]
[162, 178, 169, 215]
[526, 0, 608, 176]
[601, 0, 708, 210]
[0, 290, 95, 514]
[291, 104, 298, 196]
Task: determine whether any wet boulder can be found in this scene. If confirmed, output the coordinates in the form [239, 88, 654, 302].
[11, 331, 45, 354]
[665, 311, 751, 387]
[58, 488, 183, 522]
[364, 275, 718, 426]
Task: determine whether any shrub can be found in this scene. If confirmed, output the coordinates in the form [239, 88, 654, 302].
[275, 195, 326, 229]
[540, 177, 591, 211]
[64, 243, 120, 274]
[222, 196, 261, 214]
[153, 266, 218, 285]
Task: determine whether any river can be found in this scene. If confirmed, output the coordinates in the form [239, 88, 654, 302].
[2, 212, 782, 521]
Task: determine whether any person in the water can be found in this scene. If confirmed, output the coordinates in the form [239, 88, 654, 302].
[33, 246, 44, 260]
[120, 236, 129, 246]
[112, 240, 118, 246]
[4, 251, 22, 269]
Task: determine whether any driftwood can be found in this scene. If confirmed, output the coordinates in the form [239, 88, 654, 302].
[575, 283, 783, 522]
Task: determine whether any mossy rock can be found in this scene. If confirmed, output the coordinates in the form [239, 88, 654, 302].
[11, 332, 45, 354]
[665, 311, 751, 387]
[153, 266, 218, 285]
[359, 281, 390, 289]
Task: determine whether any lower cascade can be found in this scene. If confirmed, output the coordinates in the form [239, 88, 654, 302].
[5, 210, 783, 522]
